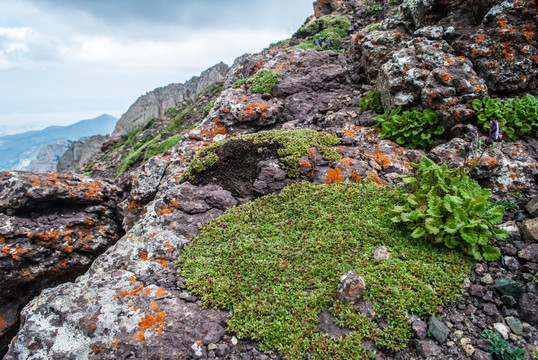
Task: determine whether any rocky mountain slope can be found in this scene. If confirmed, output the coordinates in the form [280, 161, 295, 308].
[1, 0, 537, 359]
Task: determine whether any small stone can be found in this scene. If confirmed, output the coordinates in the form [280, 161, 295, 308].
[501, 295, 517, 307]
[428, 316, 450, 344]
[231, 336, 238, 346]
[453, 330, 464, 340]
[493, 322, 510, 339]
[462, 278, 471, 289]
[355, 299, 375, 319]
[525, 196, 538, 217]
[472, 349, 493, 360]
[460, 337, 475, 356]
[505, 317, 523, 335]
[216, 344, 229, 357]
[179, 291, 191, 300]
[373, 246, 390, 261]
[519, 293, 538, 326]
[503, 256, 520, 271]
[480, 274, 494, 285]
[450, 313, 463, 323]
[518, 243, 538, 262]
[469, 284, 486, 297]
[412, 318, 428, 340]
[208, 343, 218, 351]
[337, 271, 366, 305]
[415, 339, 441, 358]
[494, 279, 525, 301]
[482, 303, 500, 317]
[519, 218, 538, 243]
[474, 264, 485, 275]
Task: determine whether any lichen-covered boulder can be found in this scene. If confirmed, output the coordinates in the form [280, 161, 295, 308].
[0, 171, 122, 356]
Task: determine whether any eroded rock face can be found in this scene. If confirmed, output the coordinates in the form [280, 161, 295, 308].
[0, 172, 123, 356]
[57, 135, 110, 173]
[112, 62, 229, 137]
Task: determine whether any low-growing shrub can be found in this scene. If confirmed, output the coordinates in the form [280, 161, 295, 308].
[374, 106, 445, 150]
[391, 157, 509, 261]
[178, 182, 470, 359]
[472, 94, 538, 140]
[482, 330, 525, 360]
[234, 69, 281, 94]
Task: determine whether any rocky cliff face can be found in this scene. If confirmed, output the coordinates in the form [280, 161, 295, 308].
[26, 140, 71, 173]
[2, 0, 538, 359]
[56, 135, 109, 173]
[112, 62, 229, 137]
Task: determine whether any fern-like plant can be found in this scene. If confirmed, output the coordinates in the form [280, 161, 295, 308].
[472, 94, 538, 140]
[391, 157, 509, 261]
[375, 106, 445, 150]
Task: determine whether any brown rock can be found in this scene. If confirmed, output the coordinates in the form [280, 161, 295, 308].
[519, 218, 538, 243]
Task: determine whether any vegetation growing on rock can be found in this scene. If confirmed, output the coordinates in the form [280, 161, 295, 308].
[178, 182, 470, 359]
[294, 15, 351, 51]
[233, 69, 281, 94]
[180, 129, 342, 181]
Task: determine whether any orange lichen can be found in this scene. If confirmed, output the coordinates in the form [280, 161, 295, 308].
[373, 151, 392, 168]
[150, 302, 159, 310]
[129, 276, 136, 283]
[522, 24, 535, 42]
[59, 259, 68, 266]
[156, 208, 174, 215]
[90, 344, 104, 355]
[325, 168, 344, 186]
[0, 316, 5, 328]
[128, 200, 146, 212]
[159, 258, 168, 268]
[156, 288, 168, 297]
[112, 339, 120, 347]
[140, 252, 148, 261]
[441, 72, 451, 82]
[121, 284, 144, 298]
[308, 148, 316, 156]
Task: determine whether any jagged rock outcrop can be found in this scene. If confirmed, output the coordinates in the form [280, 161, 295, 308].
[3, 0, 538, 359]
[57, 135, 109, 173]
[112, 62, 229, 137]
[0, 172, 123, 356]
[26, 140, 72, 173]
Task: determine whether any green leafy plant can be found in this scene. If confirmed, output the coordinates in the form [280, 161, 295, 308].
[358, 90, 384, 114]
[482, 330, 525, 360]
[392, 157, 509, 261]
[375, 106, 445, 150]
[366, 4, 383, 15]
[294, 15, 350, 51]
[178, 182, 470, 359]
[366, 22, 382, 31]
[234, 69, 281, 94]
[472, 95, 538, 140]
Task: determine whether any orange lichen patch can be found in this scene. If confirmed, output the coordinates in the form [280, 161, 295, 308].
[308, 148, 316, 156]
[522, 24, 535, 42]
[155, 312, 166, 333]
[373, 151, 392, 168]
[510, 172, 517, 180]
[156, 208, 174, 216]
[350, 170, 362, 183]
[242, 104, 273, 121]
[0, 237, 4, 244]
[502, 42, 515, 61]
[112, 339, 120, 347]
[135, 311, 166, 342]
[325, 168, 344, 186]
[158, 258, 168, 268]
[498, 18, 509, 30]
[90, 323, 97, 331]
[128, 200, 146, 212]
[129, 276, 136, 283]
[90, 344, 104, 355]
[169, 200, 180, 208]
[63, 245, 74, 253]
[444, 58, 455, 64]
[121, 284, 144, 298]
[441, 72, 451, 82]
[0, 316, 5, 328]
[150, 302, 159, 310]
[59, 259, 68, 266]
[367, 171, 384, 185]
[156, 288, 168, 297]
[140, 252, 148, 261]
[475, 34, 485, 44]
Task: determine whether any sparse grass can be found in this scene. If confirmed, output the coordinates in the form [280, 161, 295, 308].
[234, 69, 281, 94]
[180, 129, 342, 181]
[178, 182, 471, 359]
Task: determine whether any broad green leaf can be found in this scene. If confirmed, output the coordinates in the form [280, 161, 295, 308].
[482, 245, 501, 261]
[411, 227, 426, 238]
[485, 205, 505, 224]
[492, 227, 510, 241]
[460, 227, 478, 244]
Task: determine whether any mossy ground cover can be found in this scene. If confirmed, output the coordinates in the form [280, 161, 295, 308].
[181, 129, 341, 182]
[178, 182, 471, 359]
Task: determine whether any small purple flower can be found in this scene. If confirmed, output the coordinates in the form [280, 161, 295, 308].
[484, 136, 493, 146]
[490, 120, 501, 141]
[326, 37, 332, 45]
[315, 39, 322, 46]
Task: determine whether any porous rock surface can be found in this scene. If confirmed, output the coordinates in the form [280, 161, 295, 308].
[3, 0, 538, 358]
[0, 172, 123, 357]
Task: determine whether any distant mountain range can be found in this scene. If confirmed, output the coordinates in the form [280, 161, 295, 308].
[0, 114, 118, 171]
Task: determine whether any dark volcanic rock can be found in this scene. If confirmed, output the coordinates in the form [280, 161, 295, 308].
[0, 171, 123, 356]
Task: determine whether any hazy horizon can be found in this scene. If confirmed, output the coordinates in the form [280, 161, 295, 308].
[0, 0, 314, 135]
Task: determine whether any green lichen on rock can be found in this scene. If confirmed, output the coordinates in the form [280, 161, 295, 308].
[180, 129, 341, 181]
[178, 181, 470, 359]
[234, 69, 281, 94]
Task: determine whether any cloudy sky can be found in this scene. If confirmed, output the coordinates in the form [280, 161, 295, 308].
[0, 0, 314, 135]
